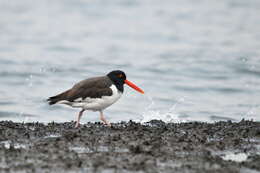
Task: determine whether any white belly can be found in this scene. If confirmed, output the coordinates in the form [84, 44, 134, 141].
[60, 85, 122, 111]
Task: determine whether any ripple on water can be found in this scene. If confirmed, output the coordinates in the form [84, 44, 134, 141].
[0, 101, 14, 106]
[210, 115, 236, 121]
[45, 46, 82, 53]
[0, 71, 44, 78]
[0, 111, 18, 118]
[235, 67, 260, 78]
[0, 111, 37, 118]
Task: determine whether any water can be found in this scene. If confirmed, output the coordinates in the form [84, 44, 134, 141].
[221, 152, 248, 162]
[0, 0, 260, 123]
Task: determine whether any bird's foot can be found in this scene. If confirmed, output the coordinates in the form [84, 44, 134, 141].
[100, 112, 111, 127]
[75, 122, 80, 128]
[101, 121, 111, 127]
[106, 122, 111, 127]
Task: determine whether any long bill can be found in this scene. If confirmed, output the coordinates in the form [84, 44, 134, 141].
[124, 80, 144, 94]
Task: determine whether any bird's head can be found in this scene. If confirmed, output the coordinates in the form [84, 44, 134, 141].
[107, 70, 144, 94]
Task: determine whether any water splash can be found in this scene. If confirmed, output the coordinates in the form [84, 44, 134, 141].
[25, 74, 33, 87]
[40, 66, 59, 73]
[18, 74, 35, 122]
[138, 94, 187, 123]
[244, 106, 259, 120]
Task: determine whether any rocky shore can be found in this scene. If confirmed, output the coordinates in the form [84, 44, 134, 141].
[0, 120, 259, 173]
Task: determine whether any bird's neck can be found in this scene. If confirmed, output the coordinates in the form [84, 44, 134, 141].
[107, 75, 124, 93]
[113, 82, 124, 93]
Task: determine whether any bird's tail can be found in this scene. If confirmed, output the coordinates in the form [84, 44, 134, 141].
[47, 90, 70, 105]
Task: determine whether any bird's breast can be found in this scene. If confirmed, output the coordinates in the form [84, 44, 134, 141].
[82, 84, 122, 111]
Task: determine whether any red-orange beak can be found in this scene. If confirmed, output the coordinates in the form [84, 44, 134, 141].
[124, 80, 144, 94]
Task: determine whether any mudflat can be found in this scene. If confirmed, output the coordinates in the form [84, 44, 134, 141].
[0, 120, 259, 173]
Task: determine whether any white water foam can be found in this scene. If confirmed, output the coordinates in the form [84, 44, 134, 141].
[221, 152, 248, 162]
[137, 95, 188, 123]
[0, 141, 27, 149]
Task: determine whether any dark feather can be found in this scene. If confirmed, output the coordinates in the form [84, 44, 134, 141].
[47, 90, 70, 105]
[47, 76, 113, 105]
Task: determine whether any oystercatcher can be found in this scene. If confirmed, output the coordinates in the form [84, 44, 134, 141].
[47, 70, 144, 128]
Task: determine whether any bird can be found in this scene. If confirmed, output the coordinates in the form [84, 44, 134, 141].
[47, 70, 144, 128]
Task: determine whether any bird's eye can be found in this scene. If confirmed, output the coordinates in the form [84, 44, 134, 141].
[117, 74, 123, 78]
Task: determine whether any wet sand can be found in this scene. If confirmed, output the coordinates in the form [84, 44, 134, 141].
[0, 120, 259, 173]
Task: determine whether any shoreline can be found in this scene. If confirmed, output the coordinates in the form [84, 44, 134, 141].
[0, 120, 259, 173]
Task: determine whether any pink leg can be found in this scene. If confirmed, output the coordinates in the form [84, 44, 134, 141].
[75, 109, 85, 128]
[100, 111, 111, 126]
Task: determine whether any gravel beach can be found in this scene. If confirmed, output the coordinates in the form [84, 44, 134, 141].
[0, 120, 259, 173]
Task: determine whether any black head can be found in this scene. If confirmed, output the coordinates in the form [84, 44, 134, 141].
[107, 70, 126, 92]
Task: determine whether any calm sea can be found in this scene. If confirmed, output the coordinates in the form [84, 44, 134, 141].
[0, 0, 260, 123]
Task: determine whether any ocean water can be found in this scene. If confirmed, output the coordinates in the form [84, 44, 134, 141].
[0, 0, 260, 123]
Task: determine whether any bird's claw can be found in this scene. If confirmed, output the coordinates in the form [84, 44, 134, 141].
[75, 123, 80, 128]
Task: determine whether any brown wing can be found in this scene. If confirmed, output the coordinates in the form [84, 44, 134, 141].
[47, 76, 113, 105]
